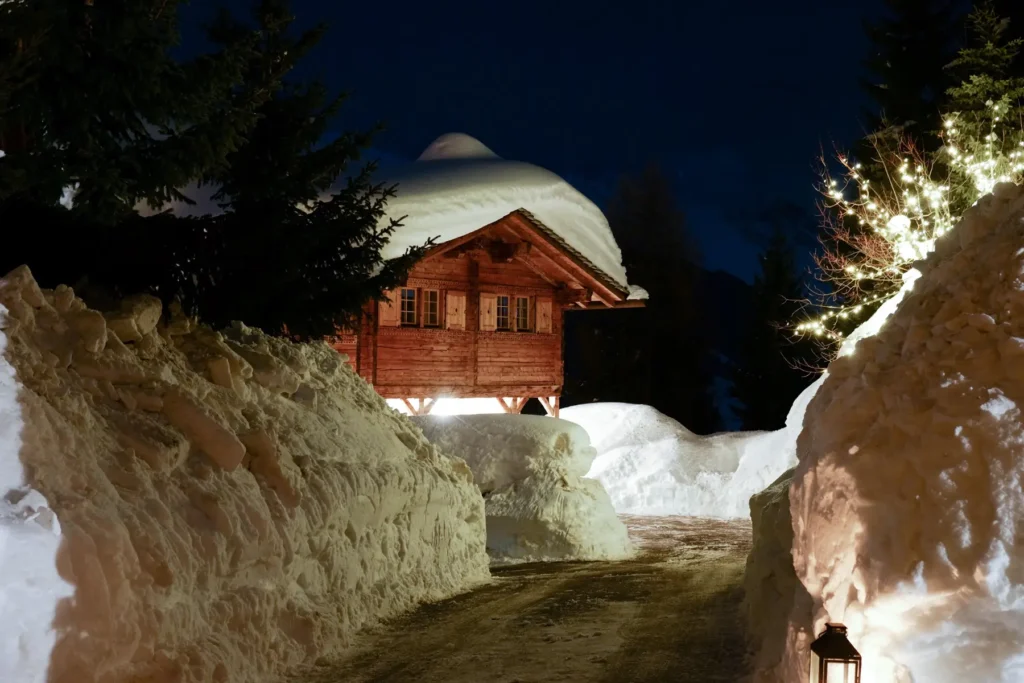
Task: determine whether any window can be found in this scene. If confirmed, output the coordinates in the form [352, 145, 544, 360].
[496, 295, 511, 330]
[400, 288, 417, 325]
[515, 296, 531, 331]
[423, 289, 440, 327]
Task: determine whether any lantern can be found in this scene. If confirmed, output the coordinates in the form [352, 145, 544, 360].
[809, 623, 861, 683]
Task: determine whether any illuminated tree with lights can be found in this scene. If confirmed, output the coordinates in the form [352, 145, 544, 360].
[798, 2, 1024, 349]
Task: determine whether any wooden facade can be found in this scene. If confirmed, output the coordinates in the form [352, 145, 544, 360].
[332, 209, 637, 415]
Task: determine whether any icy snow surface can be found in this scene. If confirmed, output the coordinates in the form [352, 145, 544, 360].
[413, 415, 633, 564]
[0, 302, 72, 683]
[784, 182, 1024, 683]
[561, 402, 805, 519]
[0, 266, 488, 683]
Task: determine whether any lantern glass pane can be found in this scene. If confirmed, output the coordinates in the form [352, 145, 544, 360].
[809, 651, 821, 683]
[826, 661, 854, 682]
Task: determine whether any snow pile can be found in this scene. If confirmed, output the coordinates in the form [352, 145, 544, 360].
[0, 266, 488, 683]
[780, 182, 1024, 682]
[413, 415, 632, 564]
[744, 267, 922, 681]
[561, 402, 806, 518]
[0, 305, 73, 683]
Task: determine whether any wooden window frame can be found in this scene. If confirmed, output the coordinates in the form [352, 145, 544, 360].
[514, 296, 531, 332]
[422, 289, 441, 328]
[400, 287, 418, 326]
[495, 294, 511, 331]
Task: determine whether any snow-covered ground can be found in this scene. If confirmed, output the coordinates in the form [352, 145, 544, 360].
[413, 415, 632, 564]
[561, 402, 809, 519]
[0, 267, 488, 683]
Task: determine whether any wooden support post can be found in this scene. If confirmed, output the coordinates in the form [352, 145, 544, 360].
[513, 397, 527, 414]
[401, 398, 436, 416]
[496, 397, 513, 413]
[539, 396, 560, 418]
[539, 396, 554, 416]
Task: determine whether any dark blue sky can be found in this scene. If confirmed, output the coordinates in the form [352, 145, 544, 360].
[182, 0, 885, 281]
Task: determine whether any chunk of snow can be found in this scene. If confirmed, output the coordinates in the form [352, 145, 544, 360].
[0, 305, 73, 683]
[780, 183, 1024, 682]
[0, 266, 488, 683]
[627, 285, 650, 301]
[413, 415, 632, 563]
[561, 403, 802, 519]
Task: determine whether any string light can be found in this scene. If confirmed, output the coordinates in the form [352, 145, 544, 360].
[797, 97, 1024, 341]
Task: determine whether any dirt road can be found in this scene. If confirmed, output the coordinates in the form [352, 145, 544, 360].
[295, 516, 752, 683]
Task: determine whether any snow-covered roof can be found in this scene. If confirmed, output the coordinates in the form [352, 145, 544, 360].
[136, 132, 634, 294]
[377, 133, 630, 290]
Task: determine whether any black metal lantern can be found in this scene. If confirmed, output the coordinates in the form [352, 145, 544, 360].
[809, 623, 862, 683]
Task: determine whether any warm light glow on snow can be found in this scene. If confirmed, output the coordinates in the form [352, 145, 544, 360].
[387, 397, 508, 416]
[788, 183, 1024, 683]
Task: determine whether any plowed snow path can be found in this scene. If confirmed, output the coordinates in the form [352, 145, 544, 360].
[293, 516, 752, 683]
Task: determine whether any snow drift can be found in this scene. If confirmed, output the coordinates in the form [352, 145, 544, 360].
[561, 402, 808, 519]
[0, 266, 488, 683]
[757, 182, 1024, 682]
[413, 415, 632, 563]
[0, 302, 73, 683]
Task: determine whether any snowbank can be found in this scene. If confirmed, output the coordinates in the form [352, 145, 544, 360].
[413, 415, 632, 563]
[0, 266, 488, 683]
[781, 182, 1024, 682]
[743, 267, 919, 681]
[0, 304, 73, 683]
[562, 403, 805, 519]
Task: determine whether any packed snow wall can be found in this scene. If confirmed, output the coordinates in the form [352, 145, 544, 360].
[413, 415, 632, 563]
[0, 266, 489, 683]
[770, 183, 1024, 682]
[744, 270, 922, 681]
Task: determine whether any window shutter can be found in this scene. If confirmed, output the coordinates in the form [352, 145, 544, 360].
[536, 297, 553, 333]
[378, 290, 400, 327]
[536, 296, 552, 333]
[446, 291, 466, 330]
[479, 293, 497, 332]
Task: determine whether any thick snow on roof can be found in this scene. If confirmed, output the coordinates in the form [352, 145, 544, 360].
[379, 133, 630, 289]
[135, 133, 632, 291]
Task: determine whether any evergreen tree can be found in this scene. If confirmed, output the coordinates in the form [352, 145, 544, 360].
[946, 2, 1024, 114]
[994, 0, 1024, 77]
[861, 0, 960, 147]
[732, 230, 816, 431]
[604, 164, 720, 434]
[0, 0, 265, 220]
[0, 0, 272, 296]
[181, 0, 425, 337]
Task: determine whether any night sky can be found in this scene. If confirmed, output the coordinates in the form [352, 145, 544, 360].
[182, 0, 885, 282]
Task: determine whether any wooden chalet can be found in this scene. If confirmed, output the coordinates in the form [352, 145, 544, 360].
[332, 208, 640, 416]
